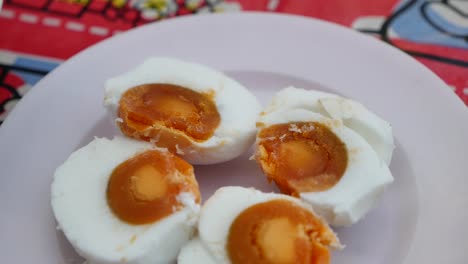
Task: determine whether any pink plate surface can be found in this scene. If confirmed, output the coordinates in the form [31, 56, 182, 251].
[1, 12, 467, 264]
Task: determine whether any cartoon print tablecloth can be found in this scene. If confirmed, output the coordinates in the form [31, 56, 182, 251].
[1, 0, 467, 125]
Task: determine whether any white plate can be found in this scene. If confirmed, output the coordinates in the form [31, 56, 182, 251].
[1, 12, 467, 264]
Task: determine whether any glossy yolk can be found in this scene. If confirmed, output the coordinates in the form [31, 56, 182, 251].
[107, 150, 200, 225]
[256, 122, 347, 195]
[227, 199, 337, 264]
[118, 84, 221, 152]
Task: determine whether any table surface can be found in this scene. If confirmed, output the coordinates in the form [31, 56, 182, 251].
[0, 0, 467, 125]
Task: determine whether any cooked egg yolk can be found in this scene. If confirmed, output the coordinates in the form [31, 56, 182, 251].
[107, 150, 200, 225]
[227, 199, 336, 264]
[256, 122, 347, 195]
[118, 84, 221, 152]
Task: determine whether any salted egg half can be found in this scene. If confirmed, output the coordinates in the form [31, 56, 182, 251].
[255, 87, 394, 226]
[51, 137, 200, 264]
[104, 57, 261, 165]
[179, 186, 341, 264]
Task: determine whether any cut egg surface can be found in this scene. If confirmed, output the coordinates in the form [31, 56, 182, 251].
[263, 87, 394, 165]
[256, 88, 394, 226]
[179, 186, 341, 264]
[51, 137, 200, 264]
[104, 57, 261, 165]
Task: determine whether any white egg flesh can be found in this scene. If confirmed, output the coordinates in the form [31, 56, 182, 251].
[178, 238, 217, 264]
[51, 137, 200, 264]
[104, 57, 261, 165]
[255, 88, 394, 226]
[179, 186, 341, 264]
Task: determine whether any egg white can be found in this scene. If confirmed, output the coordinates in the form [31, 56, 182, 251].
[178, 238, 217, 264]
[104, 57, 261, 165]
[263, 86, 394, 165]
[51, 137, 200, 264]
[195, 186, 340, 263]
[257, 109, 394, 226]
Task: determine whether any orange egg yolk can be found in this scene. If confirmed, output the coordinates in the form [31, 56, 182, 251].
[118, 84, 221, 152]
[227, 199, 337, 264]
[256, 122, 347, 196]
[107, 150, 200, 225]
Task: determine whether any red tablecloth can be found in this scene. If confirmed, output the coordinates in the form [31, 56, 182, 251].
[1, 0, 467, 124]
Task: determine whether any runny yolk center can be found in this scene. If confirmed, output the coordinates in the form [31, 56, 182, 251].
[256, 122, 348, 195]
[227, 199, 336, 264]
[117, 84, 221, 150]
[106, 150, 200, 225]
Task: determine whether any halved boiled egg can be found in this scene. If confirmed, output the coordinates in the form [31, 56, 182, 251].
[263, 87, 394, 164]
[51, 137, 200, 264]
[255, 87, 394, 226]
[104, 57, 261, 165]
[178, 186, 341, 264]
